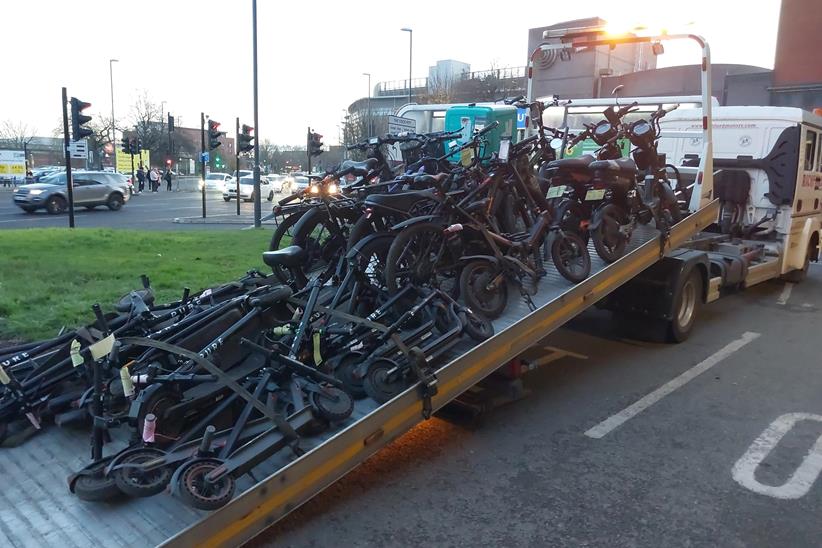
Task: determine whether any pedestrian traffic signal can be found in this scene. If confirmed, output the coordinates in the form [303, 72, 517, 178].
[70, 97, 93, 141]
[208, 120, 222, 150]
[309, 131, 323, 156]
[130, 139, 141, 155]
[238, 124, 254, 153]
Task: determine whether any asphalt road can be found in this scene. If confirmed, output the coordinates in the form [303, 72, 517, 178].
[257, 267, 822, 547]
[0, 188, 275, 231]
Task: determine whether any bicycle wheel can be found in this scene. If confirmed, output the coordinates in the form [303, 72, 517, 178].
[292, 211, 348, 285]
[591, 203, 628, 263]
[550, 232, 591, 283]
[269, 211, 305, 284]
[459, 260, 508, 319]
[384, 222, 457, 295]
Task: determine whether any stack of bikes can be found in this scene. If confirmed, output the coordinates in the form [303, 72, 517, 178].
[0, 95, 684, 512]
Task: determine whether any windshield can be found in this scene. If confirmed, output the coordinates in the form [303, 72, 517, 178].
[41, 173, 67, 185]
[239, 177, 255, 185]
[206, 173, 226, 180]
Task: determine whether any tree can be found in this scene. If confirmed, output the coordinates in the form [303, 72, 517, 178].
[0, 120, 35, 150]
[130, 91, 166, 157]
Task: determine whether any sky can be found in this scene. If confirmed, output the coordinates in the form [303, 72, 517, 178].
[1, 0, 781, 145]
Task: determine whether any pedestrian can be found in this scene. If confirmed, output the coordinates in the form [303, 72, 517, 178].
[164, 168, 173, 191]
[25, 170, 34, 185]
[136, 165, 146, 193]
[149, 167, 160, 192]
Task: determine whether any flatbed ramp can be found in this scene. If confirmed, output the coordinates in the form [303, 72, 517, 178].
[1, 202, 717, 548]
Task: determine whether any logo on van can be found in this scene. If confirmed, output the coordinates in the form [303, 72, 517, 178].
[739, 135, 752, 147]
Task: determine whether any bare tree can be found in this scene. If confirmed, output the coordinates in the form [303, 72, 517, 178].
[0, 120, 35, 149]
[130, 91, 165, 153]
[420, 71, 457, 104]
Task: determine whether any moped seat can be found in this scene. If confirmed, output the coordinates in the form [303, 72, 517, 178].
[336, 158, 378, 178]
[262, 246, 307, 269]
[589, 157, 638, 175]
[365, 189, 438, 212]
[547, 154, 595, 171]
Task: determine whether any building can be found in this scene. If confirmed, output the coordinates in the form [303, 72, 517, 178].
[527, 17, 657, 100]
[428, 59, 471, 94]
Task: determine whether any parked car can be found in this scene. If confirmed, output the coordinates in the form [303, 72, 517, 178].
[13, 171, 130, 214]
[222, 176, 274, 202]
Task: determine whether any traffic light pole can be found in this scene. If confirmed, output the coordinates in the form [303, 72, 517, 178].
[306, 126, 312, 174]
[61, 87, 76, 229]
[130, 150, 135, 192]
[200, 112, 206, 219]
[236, 117, 241, 216]
[252, 0, 262, 228]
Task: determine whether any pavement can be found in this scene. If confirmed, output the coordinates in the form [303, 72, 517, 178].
[256, 266, 822, 547]
[0, 187, 279, 231]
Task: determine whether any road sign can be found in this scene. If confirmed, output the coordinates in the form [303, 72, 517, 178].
[387, 115, 416, 134]
[68, 140, 88, 159]
[201, 151, 210, 162]
[516, 108, 527, 130]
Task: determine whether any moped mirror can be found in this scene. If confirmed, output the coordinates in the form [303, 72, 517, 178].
[550, 138, 563, 150]
[611, 84, 624, 97]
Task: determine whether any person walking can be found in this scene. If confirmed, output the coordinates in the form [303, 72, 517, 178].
[136, 165, 146, 193]
[164, 168, 173, 191]
[149, 167, 160, 192]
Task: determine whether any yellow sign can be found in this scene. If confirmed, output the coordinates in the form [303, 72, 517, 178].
[116, 151, 150, 173]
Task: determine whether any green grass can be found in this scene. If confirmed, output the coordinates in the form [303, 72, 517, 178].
[0, 228, 275, 341]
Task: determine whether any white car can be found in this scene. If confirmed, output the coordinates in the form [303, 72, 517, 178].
[201, 172, 235, 191]
[265, 174, 287, 192]
[223, 176, 274, 202]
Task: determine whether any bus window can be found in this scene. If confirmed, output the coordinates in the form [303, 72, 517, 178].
[804, 129, 817, 171]
[817, 134, 822, 172]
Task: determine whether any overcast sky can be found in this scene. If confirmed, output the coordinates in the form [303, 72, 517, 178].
[2, 0, 780, 145]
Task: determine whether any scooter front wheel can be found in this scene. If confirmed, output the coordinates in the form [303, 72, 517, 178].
[363, 359, 407, 404]
[551, 232, 591, 283]
[591, 203, 628, 263]
[309, 387, 354, 422]
[113, 447, 172, 498]
[177, 458, 235, 511]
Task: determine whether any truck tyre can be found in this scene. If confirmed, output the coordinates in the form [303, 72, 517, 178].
[780, 241, 812, 283]
[667, 269, 702, 342]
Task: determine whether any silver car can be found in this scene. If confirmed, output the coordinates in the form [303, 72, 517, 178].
[13, 171, 130, 214]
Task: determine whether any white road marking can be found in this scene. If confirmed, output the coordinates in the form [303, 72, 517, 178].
[777, 282, 794, 305]
[584, 331, 761, 439]
[732, 413, 822, 499]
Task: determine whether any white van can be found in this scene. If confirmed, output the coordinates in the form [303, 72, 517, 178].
[658, 106, 822, 276]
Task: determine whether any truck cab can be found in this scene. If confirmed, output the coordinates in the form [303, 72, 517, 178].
[658, 106, 822, 276]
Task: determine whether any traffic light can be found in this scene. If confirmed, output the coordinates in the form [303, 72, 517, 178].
[70, 97, 93, 141]
[309, 130, 323, 156]
[208, 120, 222, 150]
[167, 114, 175, 132]
[130, 139, 141, 155]
[238, 124, 254, 153]
[121, 138, 131, 155]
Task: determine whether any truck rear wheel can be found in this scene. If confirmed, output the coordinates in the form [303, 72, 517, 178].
[667, 269, 702, 343]
[780, 241, 812, 283]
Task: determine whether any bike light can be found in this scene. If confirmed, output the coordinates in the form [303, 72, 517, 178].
[364, 207, 373, 219]
[310, 185, 319, 194]
[327, 183, 338, 194]
[444, 223, 464, 233]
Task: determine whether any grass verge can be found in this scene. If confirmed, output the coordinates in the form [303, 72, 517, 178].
[0, 228, 274, 341]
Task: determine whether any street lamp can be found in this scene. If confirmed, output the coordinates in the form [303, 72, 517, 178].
[362, 72, 371, 137]
[401, 28, 412, 105]
[109, 59, 118, 153]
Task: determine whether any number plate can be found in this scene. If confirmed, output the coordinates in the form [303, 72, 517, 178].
[546, 185, 567, 199]
[585, 188, 607, 201]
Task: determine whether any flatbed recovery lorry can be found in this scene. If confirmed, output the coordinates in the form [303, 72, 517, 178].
[3, 30, 820, 548]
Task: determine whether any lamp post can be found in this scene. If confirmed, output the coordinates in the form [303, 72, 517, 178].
[362, 72, 371, 137]
[401, 28, 412, 105]
[109, 59, 118, 162]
